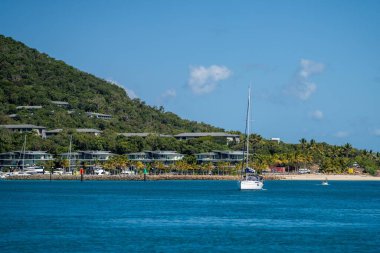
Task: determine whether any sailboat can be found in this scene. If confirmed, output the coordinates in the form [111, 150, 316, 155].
[68, 135, 72, 173]
[64, 135, 73, 175]
[238, 87, 264, 190]
[20, 135, 26, 171]
[14, 135, 33, 176]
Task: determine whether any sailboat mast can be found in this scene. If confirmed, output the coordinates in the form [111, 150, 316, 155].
[21, 135, 26, 171]
[68, 135, 72, 173]
[245, 87, 251, 169]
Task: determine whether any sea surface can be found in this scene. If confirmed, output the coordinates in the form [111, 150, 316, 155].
[0, 180, 379, 252]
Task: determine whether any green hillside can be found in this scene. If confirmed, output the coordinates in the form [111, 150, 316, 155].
[0, 35, 379, 175]
[0, 34, 222, 133]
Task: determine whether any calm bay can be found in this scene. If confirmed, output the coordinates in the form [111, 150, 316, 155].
[0, 180, 379, 252]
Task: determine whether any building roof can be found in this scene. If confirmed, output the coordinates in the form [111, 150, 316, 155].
[59, 152, 80, 156]
[196, 151, 244, 156]
[51, 101, 69, 105]
[119, 133, 150, 137]
[47, 128, 104, 134]
[76, 128, 102, 133]
[86, 112, 112, 117]
[150, 151, 181, 155]
[0, 152, 16, 155]
[59, 151, 113, 155]
[195, 152, 217, 156]
[0, 124, 46, 129]
[127, 152, 147, 155]
[213, 150, 244, 155]
[119, 133, 173, 138]
[174, 132, 239, 138]
[16, 106, 43, 109]
[80, 150, 113, 155]
[128, 151, 183, 156]
[0, 151, 52, 155]
[45, 129, 63, 134]
[23, 151, 51, 154]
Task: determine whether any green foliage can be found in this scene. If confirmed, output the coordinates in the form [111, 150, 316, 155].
[0, 35, 379, 175]
[0, 34, 222, 134]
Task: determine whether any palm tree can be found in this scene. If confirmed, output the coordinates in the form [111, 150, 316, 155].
[42, 160, 55, 175]
[201, 162, 214, 175]
[175, 160, 191, 175]
[152, 161, 165, 175]
[103, 159, 114, 175]
[343, 143, 353, 158]
[61, 159, 69, 173]
[135, 161, 145, 174]
[299, 138, 308, 151]
[216, 161, 229, 175]
[116, 155, 129, 174]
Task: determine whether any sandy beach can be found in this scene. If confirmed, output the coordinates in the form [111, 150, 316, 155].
[279, 174, 380, 181]
[3, 173, 379, 181]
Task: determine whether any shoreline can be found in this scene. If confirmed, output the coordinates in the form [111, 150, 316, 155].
[279, 174, 380, 181]
[2, 173, 380, 181]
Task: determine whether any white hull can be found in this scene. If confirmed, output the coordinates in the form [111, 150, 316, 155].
[238, 180, 263, 190]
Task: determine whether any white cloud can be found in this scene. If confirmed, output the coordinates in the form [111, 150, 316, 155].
[188, 65, 232, 94]
[310, 110, 324, 120]
[162, 89, 176, 98]
[157, 89, 176, 105]
[107, 78, 138, 99]
[373, 129, 380, 136]
[299, 59, 325, 78]
[285, 59, 325, 100]
[334, 131, 350, 138]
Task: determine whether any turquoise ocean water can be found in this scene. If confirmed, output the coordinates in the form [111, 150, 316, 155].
[0, 180, 379, 252]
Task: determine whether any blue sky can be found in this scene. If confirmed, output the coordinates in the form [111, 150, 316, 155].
[1, 0, 379, 151]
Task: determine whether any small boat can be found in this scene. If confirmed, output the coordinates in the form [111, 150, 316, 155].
[321, 178, 329, 185]
[24, 166, 44, 174]
[9, 171, 32, 176]
[0, 173, 9, 179]
[240, 169, 264, 190]
[238, 87, 264, 190]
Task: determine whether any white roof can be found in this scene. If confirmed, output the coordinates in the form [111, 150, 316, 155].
[0, 124, 46, 129]
[76, 128, 102, 133]
[174, 132, 239, 138]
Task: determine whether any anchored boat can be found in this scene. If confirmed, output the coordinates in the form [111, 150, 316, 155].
[238, 87, 264, 190]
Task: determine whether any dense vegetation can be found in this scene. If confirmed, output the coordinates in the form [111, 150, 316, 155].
[0, 35, 222, 133]
[0, 35, 379, 175]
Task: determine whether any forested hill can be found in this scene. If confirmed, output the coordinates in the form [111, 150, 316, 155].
[0, 35, 379, 175]
[0, 34, 222, 133]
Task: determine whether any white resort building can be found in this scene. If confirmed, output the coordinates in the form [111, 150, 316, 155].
[195, 150, 244, 164]
[86, 112, 112, 120]
[174, 132, 240, 144]
[127, 151, 184, 165]
[59, 150, 115, 169]
[0, 124, 46, 138]
[0, 151, 54, 170]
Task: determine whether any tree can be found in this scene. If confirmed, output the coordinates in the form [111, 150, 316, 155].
[299, 138, 308, 151]
[42, 159, 55, 174]
[60, 159, 69, 173]
[343, 143, 353, 158]
[151, 161, 163, 174]
[135, 161, 145, 174]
